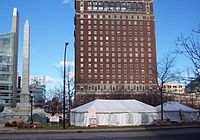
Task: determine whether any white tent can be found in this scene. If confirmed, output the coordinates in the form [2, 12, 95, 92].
[156, 102, 199, 122]
[70, 99, 159, 127]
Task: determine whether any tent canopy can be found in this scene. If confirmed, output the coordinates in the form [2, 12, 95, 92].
[71, 99, 157, 113]
[156, 102, 198, 112]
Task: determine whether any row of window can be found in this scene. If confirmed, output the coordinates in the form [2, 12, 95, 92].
[86, 1, 145, 12]
[80, 35, 151, 42]
[80, 64, 153, 72]
[77, 84, 153, 92]
[0, 56, 12, 63]
[83, 69, 153, 74]
[80, 74, 150, 79]
[0, 74, 11, 81]
[80, 19, 150, 26]
[80, 59, 153, 68]
[0, 85, 12, 90]
[80, 54, 152, 63]
[79, 41, 152, 51]
[80, 48, 152, 56]
[0, 65, 11, 72]
[79, 41, 152, 48]
[78, 80, 153, 84]
[79, 14, 151, 21]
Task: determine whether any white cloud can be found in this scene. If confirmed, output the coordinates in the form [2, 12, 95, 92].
[45, 76, 59, 84]
[55, 61, 75, 68]
[45, 76, 62, 91]
[62, 0, 70, 4]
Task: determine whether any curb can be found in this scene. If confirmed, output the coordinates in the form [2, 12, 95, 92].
[0, 125, 200, 134]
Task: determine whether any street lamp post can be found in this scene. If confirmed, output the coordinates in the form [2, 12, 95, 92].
[30, 95, 33, 124]
[63, 42, 69, 129]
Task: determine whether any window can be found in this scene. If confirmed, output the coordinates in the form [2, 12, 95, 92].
[105, 15, 108, 19]
[138, 2, 143, 12]
[123, 21, 126, 25]
[132, 2, 137, 11]
[98, 1, 103, 10]
[121, 2, 126, 11]
[88, 1, 92, 10]
[148, 53, 152, 57]
[116, 2, 121, 11]
[127, 2, 132, 11]
[93, 1, 97, 10]
[148, 59, 152, 63]
[104, 1, 109, 11]
[112, 64, 115, 68]
[142, 70, 145, 74]
[110, 2, 115, 11]
[128, 15, 132, 19]
[80, 1, 84, 11]
[80, 14, 84, 19]
[122, 15, 126, 19]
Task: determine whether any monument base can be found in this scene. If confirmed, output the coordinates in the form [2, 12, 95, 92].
[0, 104, 31, 123]
[16, 103, 31, 111]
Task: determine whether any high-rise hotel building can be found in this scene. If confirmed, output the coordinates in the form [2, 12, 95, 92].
[74, 0, 157, 106]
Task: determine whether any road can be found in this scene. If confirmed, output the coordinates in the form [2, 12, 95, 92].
[0, 127, 199, 140]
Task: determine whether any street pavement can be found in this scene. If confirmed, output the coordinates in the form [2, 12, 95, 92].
[0, 125, 200, 140]
[0, 127, 200, 140]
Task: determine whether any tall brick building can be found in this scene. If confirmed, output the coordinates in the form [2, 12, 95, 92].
[74, 0, 157, 106]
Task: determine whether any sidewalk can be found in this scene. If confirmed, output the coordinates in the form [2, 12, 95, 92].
[1, 124, 200, 134]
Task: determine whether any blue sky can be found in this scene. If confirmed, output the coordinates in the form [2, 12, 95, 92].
[0, 0, 200, 89]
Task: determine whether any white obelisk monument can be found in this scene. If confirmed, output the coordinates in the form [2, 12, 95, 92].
[11, 8, 19, 107]
[20, 19, 31, 109]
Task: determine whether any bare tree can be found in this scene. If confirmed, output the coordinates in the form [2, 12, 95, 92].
[57, 63, 74, 126]
[45, 97, 62, 116]
[157, 53, 178, 120]
[176, 25, 200, 78]
[65, 65, 74, 126]
[45, 85, 63, 116]
[45, 64, 74, 124]
[46, 84, 63, 101]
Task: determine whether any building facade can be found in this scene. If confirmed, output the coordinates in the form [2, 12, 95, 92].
[16, 76, 46, 108]
[74, 0, 157, 106]
[0, 8, 19, 107]
[0, 33, 16, 106]
[163, 83, 185, 94]
[31, 76, 46, 86]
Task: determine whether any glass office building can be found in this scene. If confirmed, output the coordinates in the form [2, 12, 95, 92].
[0, 32, 16, 106]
